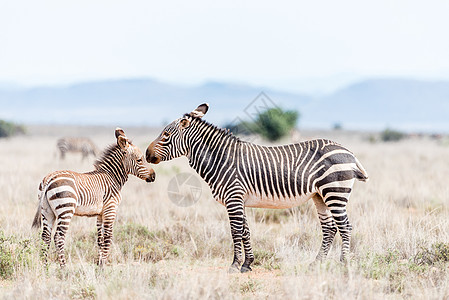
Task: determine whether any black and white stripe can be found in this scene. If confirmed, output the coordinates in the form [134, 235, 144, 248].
[33, 128, 155, 267]
[146, 104, 368, 273]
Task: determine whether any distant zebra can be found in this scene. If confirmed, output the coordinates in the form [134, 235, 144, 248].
[33, 128, 155, 267]
[146, 104, 368, 273]
[57, 137, 99, 160]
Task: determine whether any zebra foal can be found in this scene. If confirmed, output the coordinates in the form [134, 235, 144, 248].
[33, 128, 155, 267]
[146, 104, 368, 273]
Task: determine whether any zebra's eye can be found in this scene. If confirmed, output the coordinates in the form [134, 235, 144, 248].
[137, 158, 143, 163]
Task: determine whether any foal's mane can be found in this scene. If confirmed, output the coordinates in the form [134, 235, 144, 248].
[93, 144, 122, 170]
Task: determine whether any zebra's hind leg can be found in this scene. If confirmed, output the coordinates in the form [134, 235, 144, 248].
[324, 197, 352, 263]
[241, 213, 254, 273]
[312, 194, 337, 262]
[41, 203, 56, 264]
[225, 199, 245, 273]
[53, 211, 74, 267]
[332, 210, 352, 263]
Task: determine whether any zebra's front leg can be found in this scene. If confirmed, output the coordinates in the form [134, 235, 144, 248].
[98, 208, 117, 266]
[312, 195, 337, 261]
[225, 199, 245, 273]
[241, 212, 254, 273]
[96, 215, 105, 264]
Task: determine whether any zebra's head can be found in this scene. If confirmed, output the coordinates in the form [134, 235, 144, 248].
[116, 128, 156, 182]
[146, 103, 209, 164]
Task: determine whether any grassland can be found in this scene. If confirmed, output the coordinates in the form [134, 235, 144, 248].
[0, 126, 448, 299]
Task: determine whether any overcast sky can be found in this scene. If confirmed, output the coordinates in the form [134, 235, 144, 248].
[1, 0, 448, 93]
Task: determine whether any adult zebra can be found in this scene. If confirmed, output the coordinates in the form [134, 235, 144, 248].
[57, 137, 99, 160]
[146, 104, 368, 273]
[33, 128, 155, 267]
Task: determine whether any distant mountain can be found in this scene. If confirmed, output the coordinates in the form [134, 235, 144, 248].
[0, 78, 310, 127]
[302, 79, 449, 131]
[1, 78, 448, 132]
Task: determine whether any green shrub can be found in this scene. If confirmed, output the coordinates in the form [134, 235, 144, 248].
[333, 123, 343, 130]
[414, 242, 449, 265]
[227, 107, 299, 142]
[362, 249, 409, 293]
[240, 278, 260, 294]
[380, 128, 405, 142]
[253, 249, 281, 270]
[0, 231, 37, 279]
[115, 223, 183, 263]
[253, 107, 299, 141]
[0, 120, 26, 138]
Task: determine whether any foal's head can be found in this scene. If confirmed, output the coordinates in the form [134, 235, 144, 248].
[115, 128, 156, 182]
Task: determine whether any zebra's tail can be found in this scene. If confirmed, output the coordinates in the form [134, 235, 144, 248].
[32, 182, 44, 229]
[354, 157, 369, 182]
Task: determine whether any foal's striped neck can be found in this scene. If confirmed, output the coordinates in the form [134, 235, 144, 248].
[93, 145, 128, 187]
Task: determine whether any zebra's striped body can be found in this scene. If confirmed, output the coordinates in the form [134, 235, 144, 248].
[33, 128, 155, 267]
[146, 104, 368, 273]
[57, 137, 99, 160]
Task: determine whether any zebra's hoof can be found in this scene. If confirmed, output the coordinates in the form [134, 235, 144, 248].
[97, 259, 107, 267]
[339, 255, 349, 265]
[228, 265, 240, 273]
[240, 266, 252, 273]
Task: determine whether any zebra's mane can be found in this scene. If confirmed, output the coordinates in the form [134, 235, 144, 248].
[93, 144, 123, 170]
[184, 114, 241, 142]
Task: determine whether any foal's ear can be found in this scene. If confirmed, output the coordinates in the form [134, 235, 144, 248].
[189, 103, 209, 118]
[179, 118, 191, 130]
[115, 127, 126, 138]
[117, 135, 129, 150]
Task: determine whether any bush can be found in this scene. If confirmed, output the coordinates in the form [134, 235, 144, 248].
[252, 249, 281, 270]
[0, 231, 37, 279]
[253, 107, 299, 141]
[114, 223, 183, 263]
[380, 128, 405, 142]
[333, 123, 343, 130]
[0, 120, 26, 138]
[414, 242, 449, 265]
[227, 107, 299, 142]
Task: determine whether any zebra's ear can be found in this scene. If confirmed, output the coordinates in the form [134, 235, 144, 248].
[189, 103, 209, 118]
[179, 118, 191, 129]
[115, 127, 126, 138]
[117, 135, 129, 151]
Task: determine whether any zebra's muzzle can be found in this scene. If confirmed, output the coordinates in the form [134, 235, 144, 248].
[146, 171, 156, 182]
[145, 145, 161, 164]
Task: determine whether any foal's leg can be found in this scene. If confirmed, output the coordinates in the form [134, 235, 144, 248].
[99, 205, 118, 266]
[96, 215, 105, 264]
[41, 201, 56, 264]
[53, 209, 75, 267]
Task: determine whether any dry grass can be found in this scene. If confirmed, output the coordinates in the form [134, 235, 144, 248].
[0, 126, 448, 299]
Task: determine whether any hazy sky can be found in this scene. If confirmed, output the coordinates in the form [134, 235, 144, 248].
[1, 0, 448, 93]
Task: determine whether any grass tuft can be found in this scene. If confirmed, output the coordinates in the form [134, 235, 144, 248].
[414, 242, 449, 266]
[0, 231, 40, 279]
